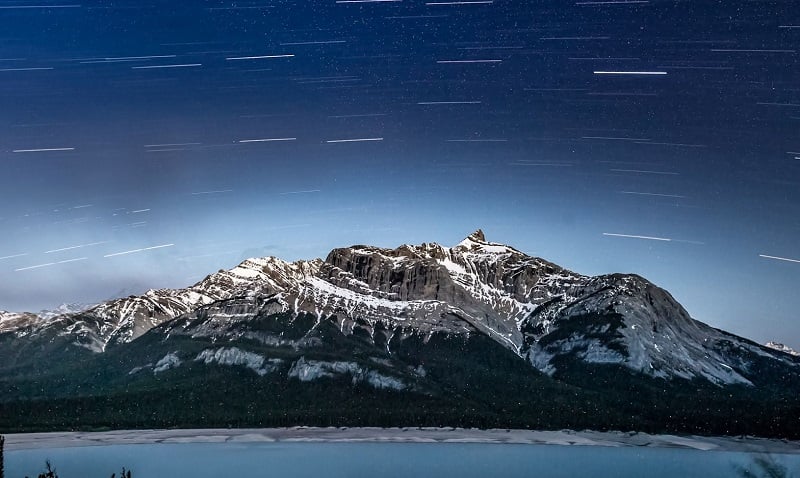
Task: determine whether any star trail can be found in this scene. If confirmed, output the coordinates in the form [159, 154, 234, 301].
[0, 0, 798, 346]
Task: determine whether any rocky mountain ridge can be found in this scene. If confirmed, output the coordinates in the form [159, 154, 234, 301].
[2, 230, 796, 387]
[766, 341, 800, 356]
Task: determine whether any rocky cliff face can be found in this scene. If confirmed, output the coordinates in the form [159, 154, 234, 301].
[2, 230, 798, 387]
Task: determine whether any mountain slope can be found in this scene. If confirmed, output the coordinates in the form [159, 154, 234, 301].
[1, 230, 799, 436]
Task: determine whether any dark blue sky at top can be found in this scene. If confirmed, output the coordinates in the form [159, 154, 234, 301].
[0, 0, 798, 345]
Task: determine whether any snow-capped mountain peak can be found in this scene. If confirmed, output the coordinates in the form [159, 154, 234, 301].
[766, 341, 800, 356]
[454, 228, 520, 256]
[457, 228, 487, 246]
[37, 302, 95, 320]
[2, 230, 797, 388]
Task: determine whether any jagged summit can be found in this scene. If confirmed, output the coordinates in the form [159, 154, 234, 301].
[456, 229, 490, 249]
[452, 228, 521, 256]
[466, 228, 486, 242]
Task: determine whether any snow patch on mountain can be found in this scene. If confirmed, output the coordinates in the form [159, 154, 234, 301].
[153, 352, 181, 373]
[37, 303, 95, 320]
[128, 363, 153, 375]
[0, 311, 22, 325]
[288, 356, 406, 390]
[766, 342, 800, 356]
[195, 347, 282, 376]
[0, 310, 41, 334]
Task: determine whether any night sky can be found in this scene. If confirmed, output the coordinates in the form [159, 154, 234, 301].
[1, 1, 798, 346]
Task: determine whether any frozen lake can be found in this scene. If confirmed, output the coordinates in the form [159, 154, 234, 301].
[6, 441, 800, 478]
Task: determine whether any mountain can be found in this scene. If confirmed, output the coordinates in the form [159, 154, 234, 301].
[0, 310, 39, 333]
[36, 303, 96, 320]
[1, 230, 799, 437]
[766, 341, 800, 357]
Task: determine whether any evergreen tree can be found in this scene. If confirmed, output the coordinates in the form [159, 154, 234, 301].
[110, 468, 132, 478]
[35, 460, 58, 478]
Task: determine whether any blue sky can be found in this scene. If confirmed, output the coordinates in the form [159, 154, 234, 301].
[0, 0, 798, 346]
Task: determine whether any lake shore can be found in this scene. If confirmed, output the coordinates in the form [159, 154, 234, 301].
[4, 427, 799, 454]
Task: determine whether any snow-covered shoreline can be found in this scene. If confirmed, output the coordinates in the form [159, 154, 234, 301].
[4, 427, 799, 454]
